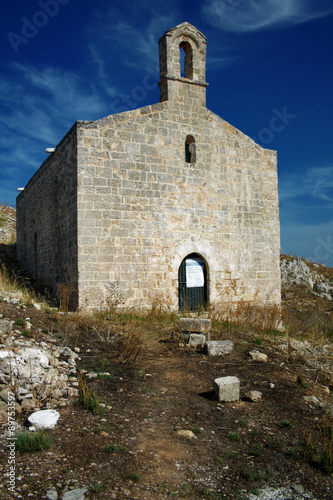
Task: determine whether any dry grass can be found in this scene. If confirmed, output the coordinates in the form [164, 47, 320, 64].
[77, 369, 104, 414]
[0, 263, 49, 309]
[208, 299, 282, 339]
[56, 283, 75, 312]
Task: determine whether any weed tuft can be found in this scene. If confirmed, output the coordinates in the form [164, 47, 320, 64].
[15, 430, 53, 453]
[277, 419, 294, 428]
[128, 472, 140, 483]
[228, 432, 240, 442]
[77, 370, 104, 415]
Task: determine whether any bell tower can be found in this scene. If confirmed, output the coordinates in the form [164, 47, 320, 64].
[158, 22, 208, 107]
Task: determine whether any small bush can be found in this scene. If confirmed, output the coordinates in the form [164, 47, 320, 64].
[15, 430, 53, 453]
[228, 432, 240, 442]
[91, 482, 104, 493]
[104, 443, 124, 453]
[191, 426, 203, 435]
[267, 436, 283, 450]
[251, 444, 263, 457]
[77, 370, 104, 415]
[237, 418, 247, 427]
[57, 283, 74, 312]
[277, 419, 294, 428]
[128, 472, 140, 483]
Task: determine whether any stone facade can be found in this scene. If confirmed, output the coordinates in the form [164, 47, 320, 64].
[16, 22, 281, 311]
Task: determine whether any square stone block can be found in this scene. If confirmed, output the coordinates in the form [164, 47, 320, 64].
[213, 376, 240, 402]
[206, 340, 233, 356]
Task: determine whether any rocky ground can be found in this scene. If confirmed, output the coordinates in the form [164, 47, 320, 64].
[0, 208, 333, 500]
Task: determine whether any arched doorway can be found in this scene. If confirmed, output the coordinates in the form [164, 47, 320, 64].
[178, 253, 207, 310]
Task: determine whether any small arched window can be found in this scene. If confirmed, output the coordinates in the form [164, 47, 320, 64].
[179, 41, 193, 79]
[185, 135, 196, 163]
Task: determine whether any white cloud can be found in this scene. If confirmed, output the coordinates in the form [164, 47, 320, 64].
[93, 13, 175, 68]
[279, 165, 333, 265]
[279, 166, 333, 206]
[203, 0, 333, 32]
[9, 62, 105, 117]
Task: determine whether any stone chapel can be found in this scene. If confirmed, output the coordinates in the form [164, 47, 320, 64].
[16, 22, 281, 311]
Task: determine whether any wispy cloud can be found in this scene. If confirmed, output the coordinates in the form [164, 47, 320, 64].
[203, 0, 333, 32]
[0, 62, 110, 196]
[279, 166, 333, 206]
[89, 11, 175, 70]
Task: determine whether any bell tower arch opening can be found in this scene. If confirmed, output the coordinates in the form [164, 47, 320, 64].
[179, 41, 193, 79]
[158, 22, 208, 104]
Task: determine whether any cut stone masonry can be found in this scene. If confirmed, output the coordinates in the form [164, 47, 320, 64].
[16, 22, 281, 312]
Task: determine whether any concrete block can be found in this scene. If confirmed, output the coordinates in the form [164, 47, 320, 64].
[213, 376, 240, 402]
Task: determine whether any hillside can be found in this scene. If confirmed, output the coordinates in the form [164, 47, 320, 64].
[0, 208, 333, 500]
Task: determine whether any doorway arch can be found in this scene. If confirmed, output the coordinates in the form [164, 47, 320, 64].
[178, 253, 207, 311]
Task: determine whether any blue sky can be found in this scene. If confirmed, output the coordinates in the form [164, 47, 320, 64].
[1, 0, 333, 266]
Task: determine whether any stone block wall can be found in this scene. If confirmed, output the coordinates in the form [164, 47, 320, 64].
[75, 98, 280, 310]
[16, 125, 78, 307]
[16, 22, 281, 312]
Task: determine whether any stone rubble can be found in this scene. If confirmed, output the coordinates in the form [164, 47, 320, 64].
[0, 317, 79, 419]
[247, 485, 316, 499]
[281, 256, 333, 300]
[279, 339, 333, 378]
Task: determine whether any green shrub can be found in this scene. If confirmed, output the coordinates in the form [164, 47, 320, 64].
[15, 430, 53, 453]
[251, 444, 263, 457]
[104, 443, 125, 453]
[228, 432, 240, 442]
[128, 472, 140, 483]
[277, 419, 294, 428]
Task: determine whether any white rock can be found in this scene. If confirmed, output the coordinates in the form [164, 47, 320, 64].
[28, 409, 60, 429]
[247, 390, 262, 402]
[62, 489, 88, 500]
[249, 350, 268, 362]
[176, 430, 197, 440]
[17, 348, 49, 368]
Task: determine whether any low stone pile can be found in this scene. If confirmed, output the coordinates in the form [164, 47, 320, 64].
[279, 339, 333, 380]
[281, 256, 333, 300]
[0, 205, 16, 244]
[0, 317, 79, 422]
